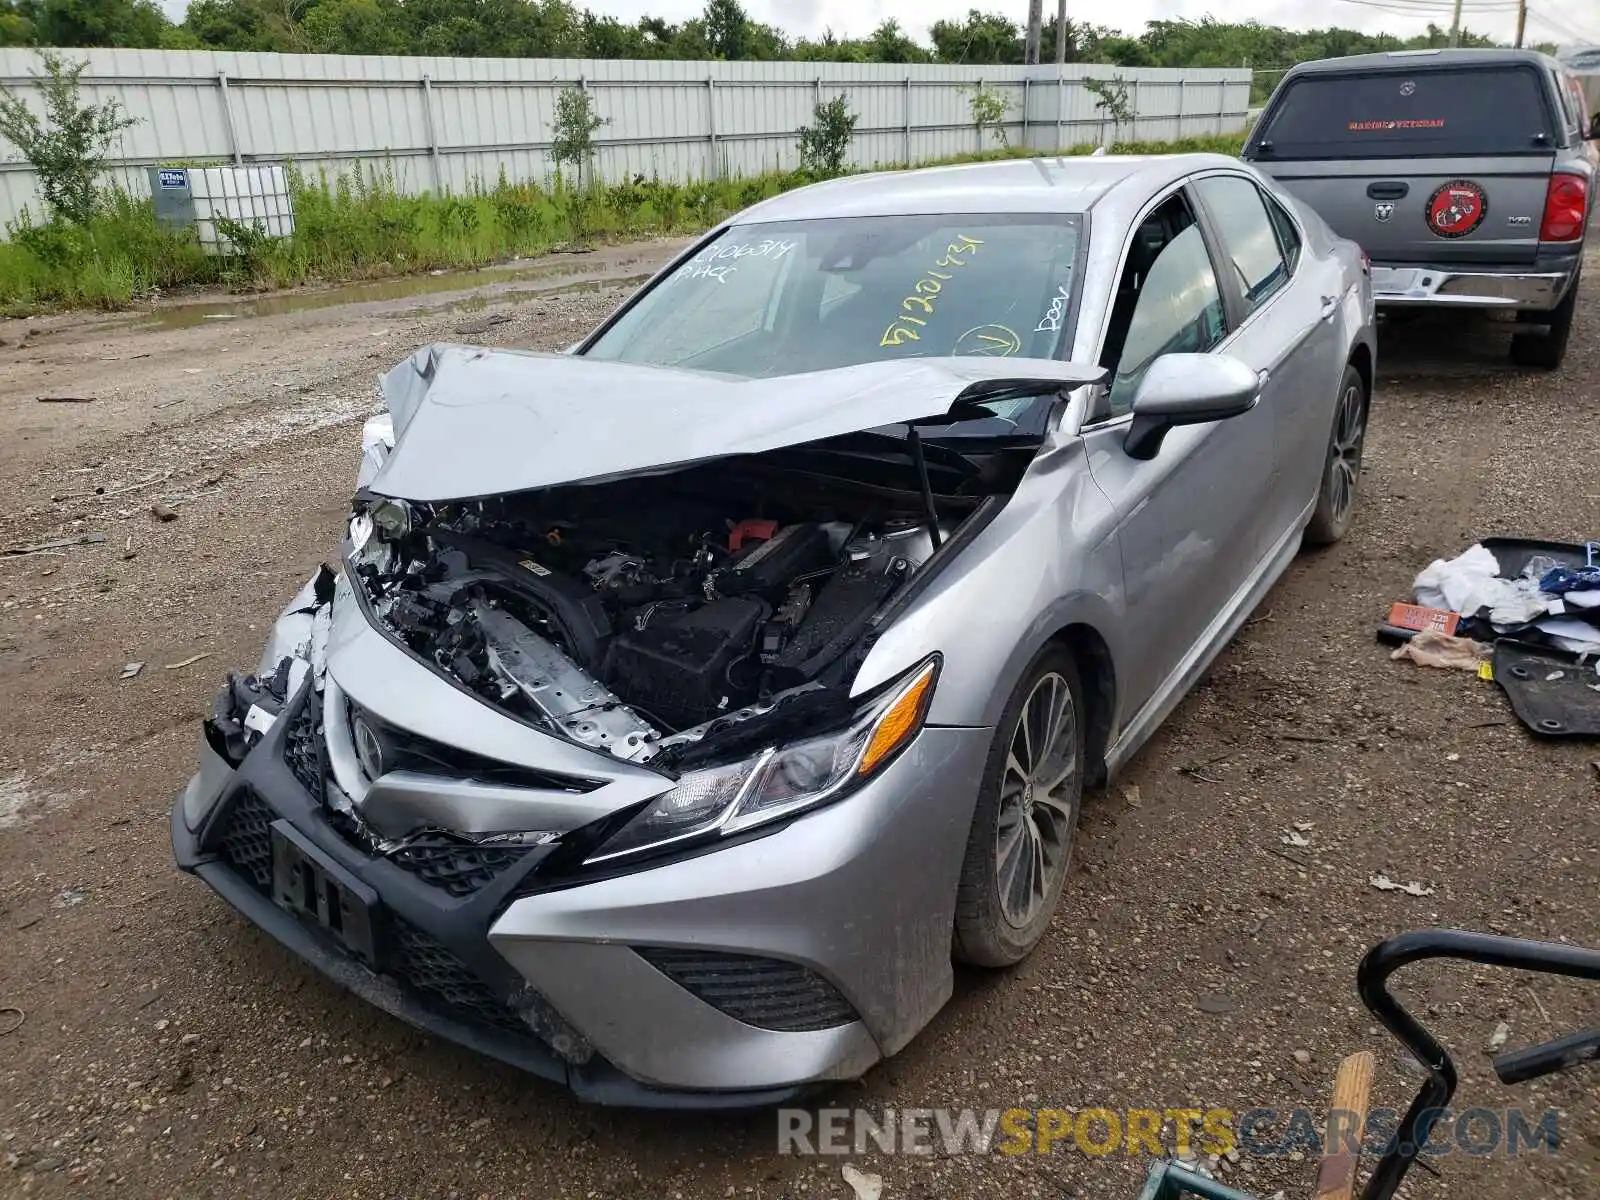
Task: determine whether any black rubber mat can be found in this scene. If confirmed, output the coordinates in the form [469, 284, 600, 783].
[1480, 537, 1593, 581]
[1492, 640, 1600, 738]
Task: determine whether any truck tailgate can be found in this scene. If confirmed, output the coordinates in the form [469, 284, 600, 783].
[1260, 156, 1554, 265]
[1245, 61, 1562, 266]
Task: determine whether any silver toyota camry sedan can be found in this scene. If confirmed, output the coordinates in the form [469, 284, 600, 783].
[172, 153, 1375, 1107]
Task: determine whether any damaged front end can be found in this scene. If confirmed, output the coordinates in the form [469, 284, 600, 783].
[173, 343, 1093, 1101]
[338, 446, 980, 867]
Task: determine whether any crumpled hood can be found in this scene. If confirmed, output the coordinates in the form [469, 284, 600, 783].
[369, 344, 1105, 503]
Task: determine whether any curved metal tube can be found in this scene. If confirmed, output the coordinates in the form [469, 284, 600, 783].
[1356, 929, 1600, 1200]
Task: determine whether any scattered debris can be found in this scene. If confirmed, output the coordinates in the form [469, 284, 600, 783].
[1394, 1053, 1429, 1079]
[163, 652, 211, 670]
[120, 662, 144, 679]
[54, 469, 173, 504]
[841, 1163, 883, 1200]
[52, 887, 85, 908]
[1121, 782, 1142, 808]
[1176, 751, 1230, 783]
[0, 1007, 23, 1037]
[1487, 1021, 1510, 1053]
[1526, 986, 1551, 1026]
[2, 532, 107, 557]
[1390, 629, 1492, 671]
[1280, 829, 1311, 848]
[455, 312, 512, 337]
[36, 395, 96, 404]
[1196, 993, 1236, 1015]
[1291, 1048, 1312, 1065]
[149, 502, 178, 522]
[1370, 874, 1436, 897]
[1277, 732, 1338, 744]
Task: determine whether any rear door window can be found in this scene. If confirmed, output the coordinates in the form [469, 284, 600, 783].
[1195, 175, 1290, 316]
[1254, 66, 1556, 159]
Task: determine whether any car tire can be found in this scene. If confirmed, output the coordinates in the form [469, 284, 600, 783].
[953, 646, 1085, 968]
[1509, 276, 1578, 370]
[1303, 363, 1368, 547]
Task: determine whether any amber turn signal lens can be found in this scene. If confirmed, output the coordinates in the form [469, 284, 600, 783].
[858, 661, 937, 776]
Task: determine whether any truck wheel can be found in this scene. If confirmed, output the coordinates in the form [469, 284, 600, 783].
[1510, 277, 1578, 370]
[1304, 364, 1368, 547]
[953, 646, 1084, 968]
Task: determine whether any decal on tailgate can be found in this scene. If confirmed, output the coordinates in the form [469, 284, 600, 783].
[1426, 179, 1488, 239]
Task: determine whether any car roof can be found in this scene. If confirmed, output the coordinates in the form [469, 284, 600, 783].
[1282, 47, 1560, 78]
[730, 153, 1249, 222]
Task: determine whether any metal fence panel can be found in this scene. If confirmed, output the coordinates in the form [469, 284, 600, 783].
[0, 48, 1249, 226]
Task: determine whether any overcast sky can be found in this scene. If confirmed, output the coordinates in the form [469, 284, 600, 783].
[153, 0, 1588, 52]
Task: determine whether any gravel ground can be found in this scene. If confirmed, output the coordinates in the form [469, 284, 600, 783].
[0, 236, 1596, 1200]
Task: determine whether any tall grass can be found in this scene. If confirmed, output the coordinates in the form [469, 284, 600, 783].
[0, 133, 1244, 315]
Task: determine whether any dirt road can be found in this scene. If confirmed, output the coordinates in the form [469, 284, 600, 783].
[1, 238, 1596, 1200]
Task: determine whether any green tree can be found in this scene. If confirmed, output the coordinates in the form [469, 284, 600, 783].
[0, 1, 33, 43]
[866, 20, 927, 63]
[963, 79, 1011, 148]
[797, 94, 857, 175]
[702, 0, 745, 59]
[301, 0, 407, 53]
[182, 0, 308, 51]
[0, 50, 138, 224]
[22, 0, 174, 46]
[930, 10, 1020, 64]
[550, 82, 606, 187]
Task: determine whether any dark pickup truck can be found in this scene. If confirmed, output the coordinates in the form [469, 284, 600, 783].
[1244, 48, 1597, 368]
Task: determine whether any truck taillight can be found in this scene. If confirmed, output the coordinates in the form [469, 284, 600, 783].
[1540, 174, 1588, 242]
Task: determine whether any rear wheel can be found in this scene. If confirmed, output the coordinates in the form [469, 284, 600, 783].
[1510, 276, 1578, 370]
[1304, 364, 1368, 547]
[953, 647, 1085, 968]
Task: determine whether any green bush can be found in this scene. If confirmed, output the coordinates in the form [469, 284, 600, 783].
[0, 132, 1247, 313]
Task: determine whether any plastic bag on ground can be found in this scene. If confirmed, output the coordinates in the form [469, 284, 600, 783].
[1390, 629, 1492, 671]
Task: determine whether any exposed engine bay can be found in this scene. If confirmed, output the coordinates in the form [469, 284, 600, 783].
[347, 459, 985, 765]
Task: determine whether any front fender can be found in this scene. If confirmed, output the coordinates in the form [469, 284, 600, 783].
[851, 439, 1127, 731]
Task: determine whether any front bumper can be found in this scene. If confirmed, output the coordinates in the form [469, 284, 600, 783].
[1370, 264, 1574, 310]
[172, 679, 992, 1106]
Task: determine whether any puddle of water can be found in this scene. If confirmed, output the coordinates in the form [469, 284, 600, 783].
[128, 253, 657, 332]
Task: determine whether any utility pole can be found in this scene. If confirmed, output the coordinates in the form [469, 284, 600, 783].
[1514, 0, 1527, 47]
[1447, 0, 1463, 46]
[1055, 0, 1068, 64]
[1025, 0, 1043, 64]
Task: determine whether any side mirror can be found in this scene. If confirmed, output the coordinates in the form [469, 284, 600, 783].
[1123, 353, 1261, 460]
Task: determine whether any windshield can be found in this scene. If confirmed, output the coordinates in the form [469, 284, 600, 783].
[582, 214, 1084, 381]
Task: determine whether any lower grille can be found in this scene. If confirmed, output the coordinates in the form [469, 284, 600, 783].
[217, 789, 275, 894]
[283, 696, 325, 803]
[635, 947, 858, 1032]
[389, 837, 529, 898]
[388, 916, 529, 1036]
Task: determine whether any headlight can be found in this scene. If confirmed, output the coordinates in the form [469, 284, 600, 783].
[584, 657, 938, 865]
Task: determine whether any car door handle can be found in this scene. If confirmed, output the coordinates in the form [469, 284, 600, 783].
[1320, 294, 1339, 320]
[1367, 181, 1409, 200]
[1257, 368, 1271, 387]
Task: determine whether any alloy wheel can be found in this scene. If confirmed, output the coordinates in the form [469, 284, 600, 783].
[993, 671, 1079, 929]
[1326, 381, 1367, 526]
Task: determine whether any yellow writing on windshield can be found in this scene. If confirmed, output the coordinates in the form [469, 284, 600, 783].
[880, 235, 984, 348]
